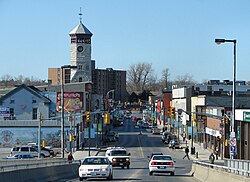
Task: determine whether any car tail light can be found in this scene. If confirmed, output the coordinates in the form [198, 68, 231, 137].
[151, 162, 158, 165]
[112, 158, 117, 162]
[169, 162, 173, 166]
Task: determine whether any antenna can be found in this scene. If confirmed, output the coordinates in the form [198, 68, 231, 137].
[79, 7, 83, 22]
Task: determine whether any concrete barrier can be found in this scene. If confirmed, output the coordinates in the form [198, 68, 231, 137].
[0, 163, 79, 182]
[192, 163, 250, 182]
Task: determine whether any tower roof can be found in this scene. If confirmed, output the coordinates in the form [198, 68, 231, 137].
[69, 21, 92, 36]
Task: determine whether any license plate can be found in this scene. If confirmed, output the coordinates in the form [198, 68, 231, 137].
[91, 172, 96, 175]
[120, 163, 123, 165]
[159, 166, 166, 169]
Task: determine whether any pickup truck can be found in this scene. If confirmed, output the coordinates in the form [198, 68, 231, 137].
[105, 147, 130, 169]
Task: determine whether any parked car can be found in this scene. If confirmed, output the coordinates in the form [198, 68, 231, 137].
[79, 156, 113, 181]
[149, 155, 175, 176]
[10, 145, 50, 158]
[6, 153, 34, 159]
[106, 132, 118, 142]
[152, 127, 161, 135]
[30, 145, 55, 157]
[161, 132, 173, 144]
[168, 140, 181, 149]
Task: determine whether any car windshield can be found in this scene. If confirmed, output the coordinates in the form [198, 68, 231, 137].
[83, 158, 109, 165]
[110, 150, 127, 156]
[153, 156, 172, 161]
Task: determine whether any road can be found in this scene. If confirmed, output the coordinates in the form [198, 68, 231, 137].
[67, 119, 199, 182]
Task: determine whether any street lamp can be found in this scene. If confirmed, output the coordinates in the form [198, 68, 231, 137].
[60, 64, 77, 158]
[106, 89, 115, 111]
[215, 38, 237, 158]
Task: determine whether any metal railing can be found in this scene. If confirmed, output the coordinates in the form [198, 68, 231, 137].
[194, 160, 250, 177]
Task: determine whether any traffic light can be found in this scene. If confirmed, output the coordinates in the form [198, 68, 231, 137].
[225, 118, 229, 124]
[104, 113, 110, 124]
[67, 113, 71, 123]
[170, 107, 175, 118]
[86, 112, 91, 122]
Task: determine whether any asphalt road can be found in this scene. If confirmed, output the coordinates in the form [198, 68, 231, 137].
[67, 119, 200, 182]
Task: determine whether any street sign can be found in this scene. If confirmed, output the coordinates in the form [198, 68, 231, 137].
[230, 137, 236, 146]
[230, 146, 236, 156]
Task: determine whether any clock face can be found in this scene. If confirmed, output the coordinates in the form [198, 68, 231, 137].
[77, 46, 83, 52]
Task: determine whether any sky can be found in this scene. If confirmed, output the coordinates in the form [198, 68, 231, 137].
[1, 0, 250, 83]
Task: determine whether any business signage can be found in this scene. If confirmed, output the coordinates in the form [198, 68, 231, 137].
[0, 107, 10, 117]
[196, 119, 205, 133]
[56, 92, 83, 112]
[243, 112, 250, 122]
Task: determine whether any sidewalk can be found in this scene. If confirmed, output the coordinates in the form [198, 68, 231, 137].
[179, 135, 224, 165]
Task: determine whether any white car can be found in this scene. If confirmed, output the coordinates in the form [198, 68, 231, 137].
[105, 147, 130, 169]
[79, 156, 113, 181]
[149, 155, 175, 176]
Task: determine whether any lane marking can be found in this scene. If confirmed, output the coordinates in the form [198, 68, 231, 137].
[125, 168, 143, 182]
[137, 135, 144, 158]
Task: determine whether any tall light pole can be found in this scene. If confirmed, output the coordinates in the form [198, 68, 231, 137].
[215, 38, 237, 158]
[60, 64, 77, 158]
[106, 89, 115, 111]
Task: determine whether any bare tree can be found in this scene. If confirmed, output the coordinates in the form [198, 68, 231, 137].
[173, 73, 196, 86]
[0, 74, 46, 88]
[161, 68, 170, 88]
[127, 62, 155, 93]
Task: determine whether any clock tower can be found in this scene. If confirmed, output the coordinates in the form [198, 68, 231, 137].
[69, 13, 93, 82]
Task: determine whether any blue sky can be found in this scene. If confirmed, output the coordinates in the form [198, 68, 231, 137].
[1, 0, 250, 83]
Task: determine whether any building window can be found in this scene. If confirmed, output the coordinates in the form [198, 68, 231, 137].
[79, 77, 83, 82]
[79, 65, 83, 70]
[10, 108, 15, 120]
[33, 108, 38, 120]
[10, 99, 15, 104]
[32, 98, 37, 103]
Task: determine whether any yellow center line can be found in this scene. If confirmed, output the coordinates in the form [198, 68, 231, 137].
[137, 134, 144, 158]
[125, 135, 144, 182]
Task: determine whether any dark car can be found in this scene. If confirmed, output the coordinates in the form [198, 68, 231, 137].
[147, 152, 163, 161]
[169, 140, 181, 149]
[161, 132, 173, 144]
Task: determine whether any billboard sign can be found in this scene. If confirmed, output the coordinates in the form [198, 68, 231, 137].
[56, 92, 83, 112]
[0, 107, 10, 117]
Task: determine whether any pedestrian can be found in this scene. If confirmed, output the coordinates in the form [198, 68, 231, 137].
[183, 135, 186, 142]
[183, 146, 190, 160]
[68, 152, 74, 163]
[209, 153, 215, 164]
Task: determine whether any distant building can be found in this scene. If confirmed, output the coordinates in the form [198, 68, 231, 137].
[92, 68, 127, 102]
[48, 15, 127, 103]
[0, 84, 50, 120]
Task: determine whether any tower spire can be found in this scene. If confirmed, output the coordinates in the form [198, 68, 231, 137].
[79, 7, 82, 22]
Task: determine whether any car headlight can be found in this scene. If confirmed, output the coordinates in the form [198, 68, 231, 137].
[126, 158, 130, 162]
[112, 158, 117, 162]
[101, 167, 108, 172]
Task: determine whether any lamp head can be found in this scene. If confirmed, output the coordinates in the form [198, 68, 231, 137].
[215, 39, 225, 45]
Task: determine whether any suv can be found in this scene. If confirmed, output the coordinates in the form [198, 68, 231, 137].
[105, 147, 130, 169]
[10, 146, 50, 158]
